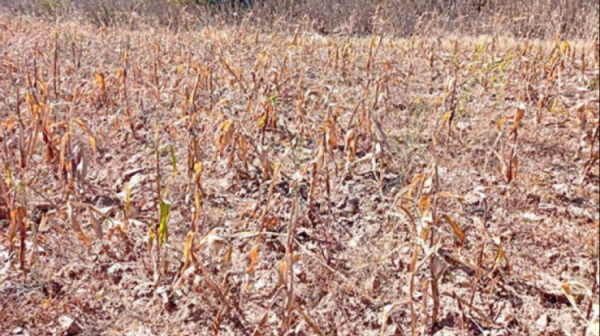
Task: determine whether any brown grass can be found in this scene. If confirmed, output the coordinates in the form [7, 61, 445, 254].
[0, 11, 599, 336]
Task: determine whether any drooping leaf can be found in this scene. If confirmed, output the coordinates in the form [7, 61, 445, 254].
[497, 117, 508, 131]
[89, 210, 103, 240]
[4, 164, 12, 187]
[159, 200, 171, 248]
[247, 244, 260, 273]
[489, 245, 505, 275]
[182, 231, 194, 266]
[562, 281, 593, 320]
[511, 105, 526, 133]
[279, 253, 301, 285]
[67, 201, 92, 249]
[126, 182, 132, 215]
[380, 302, 406, 336]
[89, 136, 97, 163]
[444, 215, 466, 244]
[404, 174, 424, 205]
[94, 72, 105, 87]
[222, 244, 233, 267]
[148, 227, 156, 252]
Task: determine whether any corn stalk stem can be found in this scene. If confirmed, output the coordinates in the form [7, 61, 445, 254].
[282, 191, 299, 334]
[155, 124, 162, 281]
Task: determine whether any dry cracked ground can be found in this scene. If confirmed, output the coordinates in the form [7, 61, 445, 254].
[0, 15, 599, 336]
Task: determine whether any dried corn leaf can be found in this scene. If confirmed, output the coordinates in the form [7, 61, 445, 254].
[497, 117, 509, 131]
[94, 72, 105, 87]
[512, 105, 526, 133]
[380, 302, 407, 336]
[89, 210, 103, 240]
[279, 254, 301, 285]
[490, 245, 505, 276]
[148, 227, 156, 251]
[67, 202, 92, 249]
[182, 232, 194, 267]
[444, 215, 466, 244]
[247, 244, 260, 273]
[562, 281, 593, 320]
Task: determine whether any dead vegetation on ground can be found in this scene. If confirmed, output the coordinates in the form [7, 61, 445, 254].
[0, 14, 599, 336]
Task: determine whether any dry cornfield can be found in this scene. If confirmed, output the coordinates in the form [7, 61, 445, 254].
[0, 13, 599, 336]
